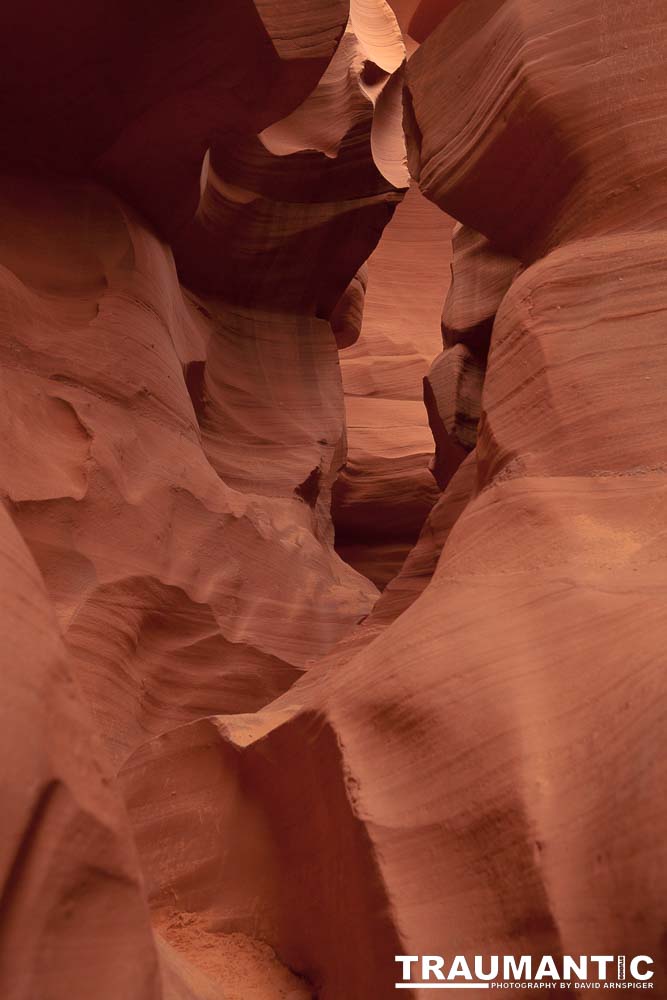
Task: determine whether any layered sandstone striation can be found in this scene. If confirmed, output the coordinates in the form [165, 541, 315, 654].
[1, 1, 666, 999]
[424, 224, 519, 487]
[333, 186, 453, 587]
[0, 1, 407, 995]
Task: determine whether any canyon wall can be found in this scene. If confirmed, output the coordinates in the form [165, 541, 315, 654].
[1, 1, 665, 998]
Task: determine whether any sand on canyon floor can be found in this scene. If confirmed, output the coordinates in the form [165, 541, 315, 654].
[159, 911, 313, 1000]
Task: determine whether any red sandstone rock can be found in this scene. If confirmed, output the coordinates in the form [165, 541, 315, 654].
[0, 177, 382, 775]
[1, 0, 666, 998]
[333, 186, 454, 586]
[0, 4, 409, 991]
[423, 224, 520, 484]
[0, 0, 349, 239]
[119, 2, 667, 995]
[331, 266, 368, 350]
[0, 505, 162, 998]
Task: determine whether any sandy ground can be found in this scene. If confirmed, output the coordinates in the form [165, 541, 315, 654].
[158, 911, 313, 1000]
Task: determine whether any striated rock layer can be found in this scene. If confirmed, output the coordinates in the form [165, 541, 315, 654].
[333, 185, 453, 588]
[0, 1, 407, 995]
[1, 0, 666, 998]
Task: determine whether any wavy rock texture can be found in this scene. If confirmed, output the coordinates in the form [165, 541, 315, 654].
[121, 1, 667, 996]
[424, 224, 520, 486]
[0, 2, 410, 996]
[0, 504, 162, 1000]
[2, 0, 666, 999]
[0, 0, 351, 240]
[333, 186, 453, 587]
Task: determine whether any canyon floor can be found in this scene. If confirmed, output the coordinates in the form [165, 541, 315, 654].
[0, 1, 665, 998]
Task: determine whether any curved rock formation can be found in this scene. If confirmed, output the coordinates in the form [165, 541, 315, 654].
[0, 504, 163, 999]
[333, 186, 453, 587]
[0, 2, 409, 994]
[2, 0, 666, 998]
[119, 1, 667, 995]
[424, 223, 520, 486]
[0, 0, 350, 238]
[0, 176, 382, 769]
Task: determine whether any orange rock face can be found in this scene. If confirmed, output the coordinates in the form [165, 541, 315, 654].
[333, 186, 453, 587]
[1, 1, 666, 998]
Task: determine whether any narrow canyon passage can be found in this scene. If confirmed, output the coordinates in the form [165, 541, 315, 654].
[332, 185, 454, 590]
[0, 1, 665, 999]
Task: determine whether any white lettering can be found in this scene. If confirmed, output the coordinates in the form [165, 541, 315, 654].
[447, 956, 472, 980]
[630, 957, 653, 981]
[394, 953, 655, 988]
[535, 956, 560, 980]
[422, 956, 446, 981]
[504, 956, 531, 980]
[475, 955, 500, 980]
[563, 956, 588, 980]
[591, 957, 614, 980]
[394, 956, 418, 981]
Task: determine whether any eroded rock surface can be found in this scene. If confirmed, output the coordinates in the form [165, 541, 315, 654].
[333, 186, 453, 587]
[1, 1, 666, 998]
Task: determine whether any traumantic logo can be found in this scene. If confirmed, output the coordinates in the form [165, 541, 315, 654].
[394, 955, 655, 990]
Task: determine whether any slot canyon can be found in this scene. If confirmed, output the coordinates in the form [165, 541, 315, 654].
[0, 1, 665, 998]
